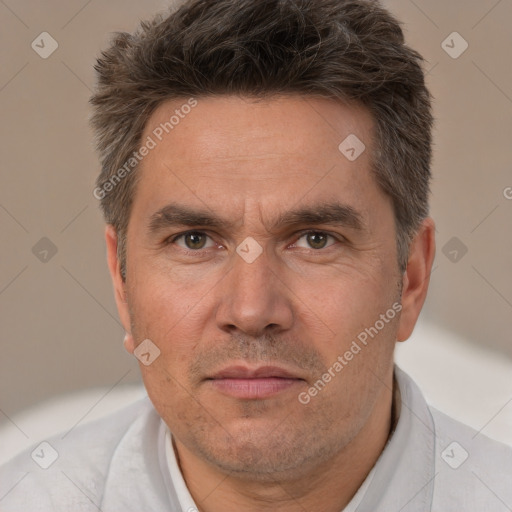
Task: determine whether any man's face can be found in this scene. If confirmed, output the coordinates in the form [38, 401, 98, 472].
[115, 96, 406, 478]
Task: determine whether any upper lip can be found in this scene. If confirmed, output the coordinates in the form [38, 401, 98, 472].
[209, 365, 303, 380]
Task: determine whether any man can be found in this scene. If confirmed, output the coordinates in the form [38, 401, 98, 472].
[1, 0, 511, 510]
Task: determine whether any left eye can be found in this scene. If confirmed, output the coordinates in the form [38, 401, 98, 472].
[173, 231, 215, 250]
[293, 231, 337, 250]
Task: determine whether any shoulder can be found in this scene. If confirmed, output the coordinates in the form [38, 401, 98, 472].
[0, 397, 157, 512]
[431, 406, 512, 462]
[430, 406, 512, 512]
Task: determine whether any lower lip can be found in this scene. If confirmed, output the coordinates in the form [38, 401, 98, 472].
[208, 377, 302, 399]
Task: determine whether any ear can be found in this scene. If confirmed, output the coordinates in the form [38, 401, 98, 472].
[396, 217, 436, 342]
[105, 225, 135, 354]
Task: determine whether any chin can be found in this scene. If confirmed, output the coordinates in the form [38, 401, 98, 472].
[188, 420, 338, 480]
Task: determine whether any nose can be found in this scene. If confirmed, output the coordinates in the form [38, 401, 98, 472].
[214, 245, 294, 337]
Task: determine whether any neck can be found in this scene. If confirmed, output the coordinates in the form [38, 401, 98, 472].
[174, 380, 395, 512]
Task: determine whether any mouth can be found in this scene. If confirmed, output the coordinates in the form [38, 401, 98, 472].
[205, 365, 305, 400]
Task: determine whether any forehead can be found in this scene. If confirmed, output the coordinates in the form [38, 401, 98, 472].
[143, 95, 374, 166]
[132, 95, 387, 228]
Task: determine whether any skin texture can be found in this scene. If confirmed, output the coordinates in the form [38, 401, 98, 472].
[106, 95, 436, 512]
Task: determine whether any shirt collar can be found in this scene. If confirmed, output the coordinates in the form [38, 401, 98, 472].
[165, 428, 201, 512]
[356, 365, 436, 511]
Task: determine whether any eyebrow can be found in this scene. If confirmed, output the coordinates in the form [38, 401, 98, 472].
[147, 201, 364, 235]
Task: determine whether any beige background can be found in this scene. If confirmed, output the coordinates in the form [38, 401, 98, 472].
[0, 0, 511, 431]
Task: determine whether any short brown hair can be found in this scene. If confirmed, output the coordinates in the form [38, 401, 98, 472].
[90, 0, 434, 278]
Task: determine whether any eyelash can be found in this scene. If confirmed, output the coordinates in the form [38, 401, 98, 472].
[167, 230, 344, 252]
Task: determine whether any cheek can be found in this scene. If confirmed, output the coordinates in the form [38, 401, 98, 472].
[127, 277, 206, 407]
[301, 276, 400, 403]
[125, 283, 205, 405]
[128, 259, 214, 332]
[301, 263, 397, 335]
[138, 359, 199, 435]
